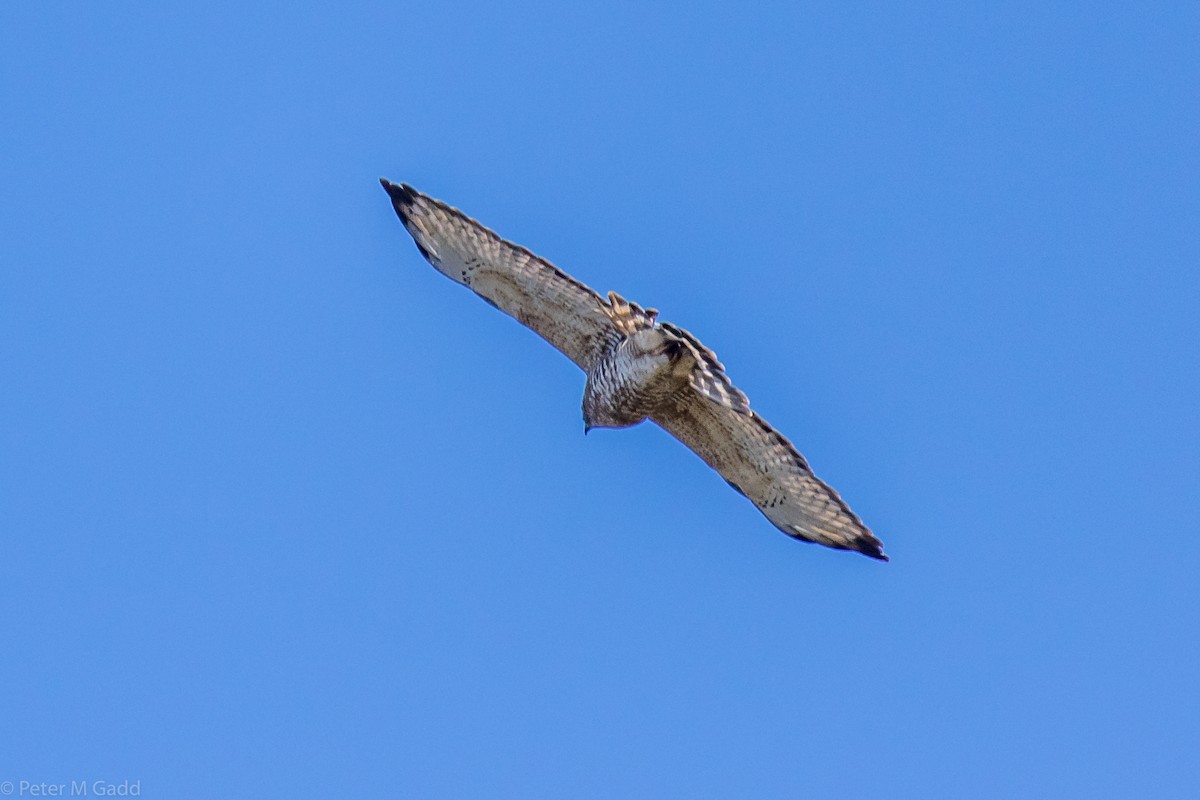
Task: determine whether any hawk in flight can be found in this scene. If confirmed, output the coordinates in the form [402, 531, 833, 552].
[381, 180, 887, 561]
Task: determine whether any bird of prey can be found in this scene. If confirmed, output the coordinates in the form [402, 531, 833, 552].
[380, 180, 887, 561]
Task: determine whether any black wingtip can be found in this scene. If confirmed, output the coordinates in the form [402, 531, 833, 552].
[861, 542, 889, 562]
[379, 178, 416, 208]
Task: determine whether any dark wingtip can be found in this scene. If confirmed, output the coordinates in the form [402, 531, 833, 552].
[860, 540, 889, 562]
[379, 178, 416, 209]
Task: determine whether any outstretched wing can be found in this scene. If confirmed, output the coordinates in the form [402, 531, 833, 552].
[381, 179, 620, 370]
[654, 390, 887, 560]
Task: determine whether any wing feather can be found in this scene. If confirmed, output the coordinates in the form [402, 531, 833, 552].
[654, 393, 887, 560]
[381, 180, 619, 370]
[659, 322, 750, 413]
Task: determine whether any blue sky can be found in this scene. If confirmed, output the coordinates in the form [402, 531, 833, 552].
[2, 2, 1197, 797]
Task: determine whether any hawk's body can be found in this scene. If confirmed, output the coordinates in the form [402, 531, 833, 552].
[381, 180, 887, 561]
[583, 327, 691, 430]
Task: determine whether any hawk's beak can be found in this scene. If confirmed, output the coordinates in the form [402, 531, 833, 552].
[583, 424, 592, 436]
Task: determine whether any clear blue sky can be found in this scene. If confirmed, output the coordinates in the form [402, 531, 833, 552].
[2, 3, 1197, 797]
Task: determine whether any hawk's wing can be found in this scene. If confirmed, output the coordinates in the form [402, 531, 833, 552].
[653, 386, 887, 560]
[381, 180, 620, 370]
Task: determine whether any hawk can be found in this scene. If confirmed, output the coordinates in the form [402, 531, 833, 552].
[381, 180, 887, 561]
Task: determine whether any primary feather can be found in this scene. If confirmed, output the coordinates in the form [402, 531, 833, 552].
[381, 179, 887, 561]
